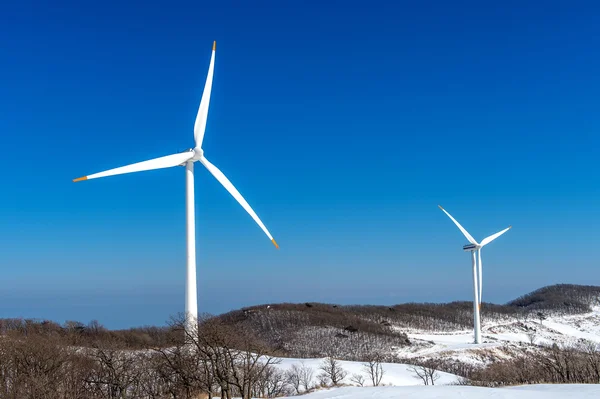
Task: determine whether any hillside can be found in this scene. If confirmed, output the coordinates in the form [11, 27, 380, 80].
[2, 284, 598, 360]
[213, 284, 600, 362]
[507, 284, 600, 312]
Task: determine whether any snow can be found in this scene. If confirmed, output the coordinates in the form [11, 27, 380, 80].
[543, 319, 600, 343]
[390, 307, 600, 366]
[274, 357, 458, 387]
[278, 384, 600, 399]
[244, 304, 600, 398]
[256, 306, 600, 397]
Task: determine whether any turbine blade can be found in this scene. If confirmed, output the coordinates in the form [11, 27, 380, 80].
[73, 151, 194, 182]
[194, 41, 216, 149]
[478, 249, 483, 305]
[480, 226, 512, 247]
[438, 205, 478, 245]
[199, 156, 278, 248]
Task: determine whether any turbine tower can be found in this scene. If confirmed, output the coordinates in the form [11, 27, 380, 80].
[74, 42, 278, 337]
[438, 205, 511, 344]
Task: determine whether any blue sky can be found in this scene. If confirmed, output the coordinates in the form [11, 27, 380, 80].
[1, 1, 599, 328]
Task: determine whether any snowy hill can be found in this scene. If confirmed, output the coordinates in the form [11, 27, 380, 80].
[218, 284, 600, 366]
[398, 305, 600, 366]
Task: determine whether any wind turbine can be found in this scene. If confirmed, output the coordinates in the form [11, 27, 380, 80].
[73, 42, 278, 337]
[438, 205, 511, 344]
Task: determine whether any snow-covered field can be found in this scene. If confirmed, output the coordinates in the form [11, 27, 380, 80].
[275, 357, 458, 387]
[394, 306, 600, 366]
[265, 306, 600, 396]
[279, 384, 600, 399]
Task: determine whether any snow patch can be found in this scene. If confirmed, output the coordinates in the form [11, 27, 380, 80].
[279, 384, 600, 399]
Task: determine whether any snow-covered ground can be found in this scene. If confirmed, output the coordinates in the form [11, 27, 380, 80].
[279, 385, 600, 399]
[275, 357, 458, 387]
[393, 306, 600, 366]
[267, 307, 600, 392]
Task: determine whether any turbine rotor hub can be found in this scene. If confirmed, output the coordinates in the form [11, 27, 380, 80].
[192, 147, 204, 161]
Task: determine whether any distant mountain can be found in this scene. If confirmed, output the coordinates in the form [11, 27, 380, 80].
[506, 284, 600, 312]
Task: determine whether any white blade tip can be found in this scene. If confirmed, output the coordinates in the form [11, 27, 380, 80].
[73, 176, 88, 182]
[213, 41, 216, 51]
[272, 239, 279, 249]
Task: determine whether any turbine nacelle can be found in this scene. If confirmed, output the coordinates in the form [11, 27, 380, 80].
[463, 243, 479, 252]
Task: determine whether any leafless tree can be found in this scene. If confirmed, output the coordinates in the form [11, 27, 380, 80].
[298, 361, 314, 392]
[526, 329, 537, 345]
[285, 364, 302, 394]
[152, 343, 209, 398]
[185, 314, 281, 399]
[350, 373, 365, 386]
[316, 372, 330, 387]
[424, 361, 441, 385]
[319, 356, 347, 386]
[409, 359, 440, 386]
[87, 319, 105, 335]
[255, 365, 290, 398]
[464, 342, 600, 386]
[363, 352, 385, 386]
[85, 344, 145, 398]
[578, 340, 600, 383]
[537, 312, 547, 325]
[0, 333, 97, 399]
[408, 364, 430, 385]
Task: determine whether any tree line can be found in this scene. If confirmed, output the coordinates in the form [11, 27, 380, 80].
[0, 313, 395, 398]
[459, 340, 600, 386]
[0, 314, 290, 399]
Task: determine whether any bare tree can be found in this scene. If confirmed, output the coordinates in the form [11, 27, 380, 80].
[519, 308, 530, 323]
[350, 373, 365, 386]
[526, 329, 537, 345]
[363, 352, 385, 386]
[465, 342, 600, 386]
[408, 359, 440, 386]
[537, 312, 547, 325]
[408, 364, 429, 385]
[316, 372, 330, 387]
[194, 315, 280, 399]
[424, 361, 441, 386]
[285, 364, 302, 394]
[152, 343, 208, 398]
[86, 344, 145, 398]
[0, 334, 99, 399]
[319, 356, 347, 386]
[87, 319, 106, 335]
[255, 365, 290, 398]
[578, 340, 600, 384]
[298, 361, 314, 392]
[2, 334, 78, 398]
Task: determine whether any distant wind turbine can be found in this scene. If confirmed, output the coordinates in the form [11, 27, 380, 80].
[74, 42, 278, 337]
[438, 205, 511, 344]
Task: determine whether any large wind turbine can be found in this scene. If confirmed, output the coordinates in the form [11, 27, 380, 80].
[438, 205, 511, 344]
[74, 42, 278, 337]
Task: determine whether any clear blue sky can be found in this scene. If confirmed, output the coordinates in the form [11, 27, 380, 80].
[1, 1, 598, 329]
